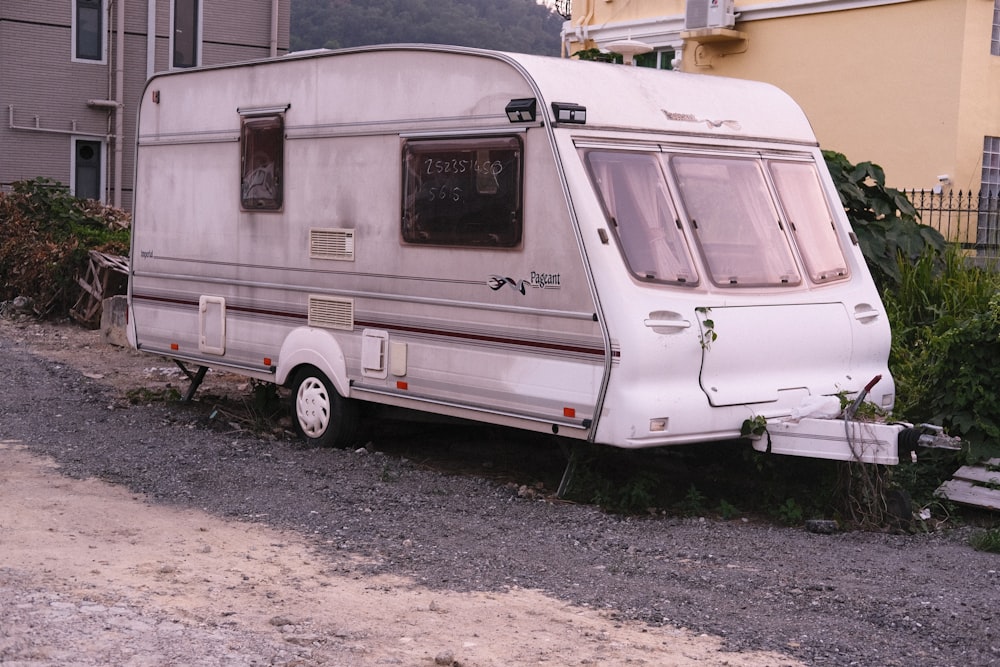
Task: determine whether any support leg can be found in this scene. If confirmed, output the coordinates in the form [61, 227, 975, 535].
[556, 440, 582, 499]
[174, 360, 208, 403]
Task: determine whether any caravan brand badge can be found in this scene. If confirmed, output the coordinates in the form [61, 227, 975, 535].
[488, 271, 561, 294]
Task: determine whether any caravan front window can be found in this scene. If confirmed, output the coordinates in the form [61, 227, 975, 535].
[402, 136, 523, 247]
[584, 150, 697, 284]
[671, 155, 801, 287]
[768, 161, 849, 283]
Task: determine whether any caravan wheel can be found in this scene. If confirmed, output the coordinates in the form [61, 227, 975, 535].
[291, 365, 359, 448]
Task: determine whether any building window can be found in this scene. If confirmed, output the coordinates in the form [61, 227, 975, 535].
[173, 0, 200, 68]
[402, 136, 523, 248]
[240, 115, 284, 210]
[993, 0, 1000, 56]
[635, 48, 676, 70]
[978, 136, 1000, 246]
[74, 139, 103, 201]
[74, 0, 104, 62]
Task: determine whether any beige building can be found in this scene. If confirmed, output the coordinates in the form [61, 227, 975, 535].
[1, 1, 290, 211]
[562, 0, 1000, 197]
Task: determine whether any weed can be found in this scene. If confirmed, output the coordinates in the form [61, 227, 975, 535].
[717, 498, 740, 520]
[695, 307, 717, 350]
[125, 387, 181, 404]
[776, 498, 803, 526]
[969, 528, 1000, 553]
[675, 484, 707, 516]
[740, 415, 767, 438]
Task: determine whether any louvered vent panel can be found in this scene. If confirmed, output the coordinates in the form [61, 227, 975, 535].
[310, 228, 355, 261]
[308, 296, 354, 331]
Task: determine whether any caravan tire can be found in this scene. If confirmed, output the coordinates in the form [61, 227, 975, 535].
[291, 365, 359, 448]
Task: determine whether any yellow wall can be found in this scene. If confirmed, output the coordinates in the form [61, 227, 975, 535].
[955, 5, 1000, 193]
[568, 0, 1000, 192]
[687, 2, 965, 189]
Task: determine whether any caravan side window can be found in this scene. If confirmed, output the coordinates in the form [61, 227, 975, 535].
[240, 115, 284, 211]
[402, 136, 522, 247]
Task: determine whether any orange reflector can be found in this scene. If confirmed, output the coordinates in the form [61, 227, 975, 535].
[563, 407, 576, 418]
[263, 357, 272, 366]
[397, 381, 408, 390]
[170, 343, 179, 350]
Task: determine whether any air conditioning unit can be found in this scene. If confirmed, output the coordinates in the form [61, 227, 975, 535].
[685, 0, 736, 30]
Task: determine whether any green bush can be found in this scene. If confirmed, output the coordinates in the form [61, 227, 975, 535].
[883, 248, 1000, 463]
[0, 177, 130, 317]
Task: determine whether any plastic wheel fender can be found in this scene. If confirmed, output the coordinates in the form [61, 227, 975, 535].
[275, 327, 350, 397]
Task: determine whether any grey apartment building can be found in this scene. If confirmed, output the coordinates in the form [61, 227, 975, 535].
[1, 1, 290, 211]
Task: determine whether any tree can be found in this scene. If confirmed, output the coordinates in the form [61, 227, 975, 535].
[290, 0, 565, 56]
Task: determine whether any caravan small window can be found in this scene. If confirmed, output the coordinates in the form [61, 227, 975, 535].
[240, 115, 284, 211]
[402, 136, 522, 247]
[768, 161, 849, 283]
[671, 155, 801, 287]
[584, 150, 697, 284]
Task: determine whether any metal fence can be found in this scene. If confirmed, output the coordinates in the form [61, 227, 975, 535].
[905, 189, 1000, 262]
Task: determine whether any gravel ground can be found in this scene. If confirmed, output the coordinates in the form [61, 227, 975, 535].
[1, 317, 998, 666]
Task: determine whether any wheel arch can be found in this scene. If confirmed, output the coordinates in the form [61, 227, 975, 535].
[275, 327, 350, 397]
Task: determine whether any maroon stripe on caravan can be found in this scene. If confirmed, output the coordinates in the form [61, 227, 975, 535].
[131, 294, 617, 359]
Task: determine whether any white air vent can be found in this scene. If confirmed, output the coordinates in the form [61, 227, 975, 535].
[310, 228, 355, 261]
[685, 0, 735, 30]
[308, 295, 354, 330]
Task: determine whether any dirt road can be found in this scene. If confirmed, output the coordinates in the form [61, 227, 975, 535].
[1, 316, 997, 666]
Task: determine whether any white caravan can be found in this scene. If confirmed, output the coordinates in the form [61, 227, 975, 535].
[128, 45, 919, 465]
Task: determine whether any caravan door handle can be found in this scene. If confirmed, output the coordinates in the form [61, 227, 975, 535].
[644, 312, 692, 333]
[853, 304, 881, 323]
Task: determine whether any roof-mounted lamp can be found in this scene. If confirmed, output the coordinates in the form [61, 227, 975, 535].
[505, 98, 537, 123]
[551, 102, 587, 124]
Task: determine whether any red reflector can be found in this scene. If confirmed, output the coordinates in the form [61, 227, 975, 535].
[563, 407, 576, 418]
[263, 357, 272, 366]
[397, 381, 408, 390]
[170, 343, 179, 351]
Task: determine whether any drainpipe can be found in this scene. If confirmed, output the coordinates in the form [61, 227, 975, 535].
[270, 0, 279, 57]
[113, 0, 124, 207]
[564, 0, 594, 57]
[147, 0, 157, 79]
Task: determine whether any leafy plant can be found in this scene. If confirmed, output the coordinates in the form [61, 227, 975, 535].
[823, 150, 945, 291]
[740, 415, 767, 438]
[695, 307, 717, 350]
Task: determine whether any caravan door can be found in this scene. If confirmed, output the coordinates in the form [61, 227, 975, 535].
[667, 153, 866, 409]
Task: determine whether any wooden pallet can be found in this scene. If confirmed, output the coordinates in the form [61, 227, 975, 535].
[935, 458, 1000, 511]
[70, 250, 129, 329]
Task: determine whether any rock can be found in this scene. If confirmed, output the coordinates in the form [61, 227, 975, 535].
[434, 650, 455, 665]
[804, 519, 839, 534]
